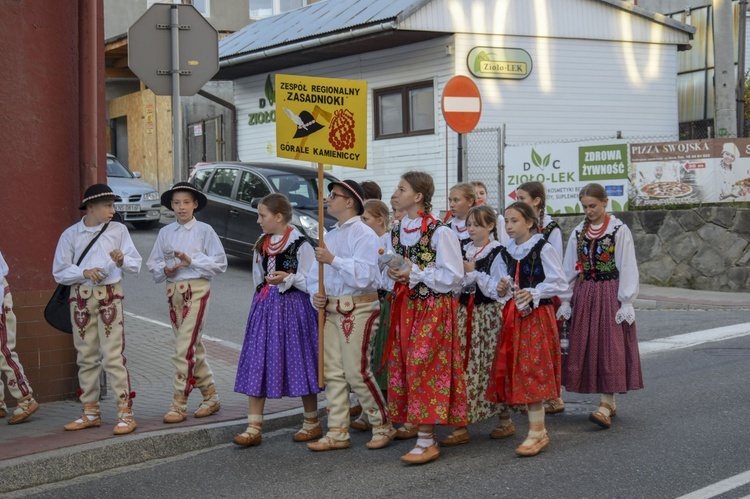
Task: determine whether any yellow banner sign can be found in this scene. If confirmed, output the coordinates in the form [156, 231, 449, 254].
[276, 74, 367, 169]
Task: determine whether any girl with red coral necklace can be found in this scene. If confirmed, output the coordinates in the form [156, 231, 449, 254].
[485, 201, 567, 457]
[557, 183, 643, 429]
[232, 193, 321, 447]
[384, 171, 466, 465]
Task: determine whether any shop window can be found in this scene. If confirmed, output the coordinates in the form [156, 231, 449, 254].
[374, 81, 434, 139]
[250, 0, 307, 19]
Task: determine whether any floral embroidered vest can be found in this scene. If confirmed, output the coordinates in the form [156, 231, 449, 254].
[499, 238, 553, 306]
[576, 225, 620, 282]
[391, 220, 444, 299]
[459, 245, 503, 306]
[256, 236, 306, 293]
[541, 219, 560, 241]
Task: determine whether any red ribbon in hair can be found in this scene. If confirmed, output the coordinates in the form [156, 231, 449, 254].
[442, 210, 453, 223]
[417, 211, 436, 234]
[379, 282, 410, 374]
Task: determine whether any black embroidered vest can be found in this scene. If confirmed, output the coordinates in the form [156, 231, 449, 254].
[541, 219, 560, 241]
[391, 220, 445, 299]
[576, 225, 621, 282]
[256, 237, 306, 293]
[459, 245, 503, 306]
[499, 238, 553, 306]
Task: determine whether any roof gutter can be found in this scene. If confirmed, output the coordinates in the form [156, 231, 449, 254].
[220, 20, 398, 68]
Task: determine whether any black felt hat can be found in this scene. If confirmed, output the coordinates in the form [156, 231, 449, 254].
[328, 179, 365, 215]
[292, 111, 325, 139]
[161, 182, 208, 212]
[79, 184, 122, 210]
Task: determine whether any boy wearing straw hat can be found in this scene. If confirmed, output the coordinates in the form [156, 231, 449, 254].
[306, 179, 395, 452]
[53, 184, 142, 435]
[146, 182, 227, 424]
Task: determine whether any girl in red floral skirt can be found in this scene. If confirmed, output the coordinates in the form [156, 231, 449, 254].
[385, 171, 466, 465]
[557, 183, 642, 429]
[486, 201, 567, 457]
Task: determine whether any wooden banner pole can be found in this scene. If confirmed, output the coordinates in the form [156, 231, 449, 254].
[317, 161, 326, 389]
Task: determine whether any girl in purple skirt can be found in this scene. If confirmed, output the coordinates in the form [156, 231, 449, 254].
[558, 183, 643, 429]
[233, 193, 321, 447]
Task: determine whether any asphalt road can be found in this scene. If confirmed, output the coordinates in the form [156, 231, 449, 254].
[122, 228, 750, 347]
[21, 331, 750, 499]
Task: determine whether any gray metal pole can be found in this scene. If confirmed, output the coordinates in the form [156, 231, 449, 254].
[171, 5, 182, 183]
[713, 0, 738, 137]
[498, 124, 505, 210]
[457, 133, 463, 182]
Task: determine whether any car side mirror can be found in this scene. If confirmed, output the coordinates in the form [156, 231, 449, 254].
[250, 197, 262, 208]
[132, 171, 142, 178]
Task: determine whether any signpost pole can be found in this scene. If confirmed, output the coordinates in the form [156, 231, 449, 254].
[170, 5, 182, 184]
[457, 132, 463, 182]
[317, 161, 326, 389]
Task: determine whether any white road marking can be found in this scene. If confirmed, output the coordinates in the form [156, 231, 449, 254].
[638, 322, 750, 355]
[124, 311, 244, 351]
[443, 96, 480, 112]
[676, 469, 750, 498]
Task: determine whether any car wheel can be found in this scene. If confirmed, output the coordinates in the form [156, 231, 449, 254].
[131, 220, 160, 230]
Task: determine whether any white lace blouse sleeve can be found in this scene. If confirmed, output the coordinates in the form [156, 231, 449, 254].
[614, 224, 639, 324]
[527, 243, 568, 308]
[280, 239, 315, 293]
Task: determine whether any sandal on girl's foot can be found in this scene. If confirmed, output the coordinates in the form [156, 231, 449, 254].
[490, 422, 516, 439]
[64, 414, 102, 431]
[293, 423, 322, 442]
[543, 398, 565, 414]
[394, 424, 418, 440]
[440, 428, 470, 446]
[516, 431, 550, 457]
[350, 417, 373, 432]
[589, 402, 615, 429]
[233, 423, 262, 447]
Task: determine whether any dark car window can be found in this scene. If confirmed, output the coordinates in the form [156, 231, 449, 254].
[269, 174, 336, 208]
[236, 171, 271, 204]
[106, 157, 134, 178]
[206, 168, 237, 198]
[192, 168, 212, 191]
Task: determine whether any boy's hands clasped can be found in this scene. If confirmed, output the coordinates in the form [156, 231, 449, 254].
[164, 250, 192, 277]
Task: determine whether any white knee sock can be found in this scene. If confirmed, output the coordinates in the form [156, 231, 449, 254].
[409, 431, 435, 455]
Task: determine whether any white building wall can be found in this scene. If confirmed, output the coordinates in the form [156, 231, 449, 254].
[455, 33, 681, 142]
[234, 34, 681, 209]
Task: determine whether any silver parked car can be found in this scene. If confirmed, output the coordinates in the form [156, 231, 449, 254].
[106, 154, 162, 230]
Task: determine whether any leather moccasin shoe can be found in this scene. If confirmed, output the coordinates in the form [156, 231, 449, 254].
[516, 432, 550, 457]
[307, 436, 351, 452]
[589, 402, 615, 429]
[349, 404, 362, 418]
[113, 418, 137, 435]
[401, 443, 440, 465]
[440, 430, 470, 446]
[350, 418, 373, 432]
[292, 424, 322, 442]
[490, 422, 516, 439]
[233, 427, 262, 447]
[64, 414, 102, 431]
[366, 426, 397, 450]
[8, 399, 40, 425]
[544, 398, 565, 414]
[394, 425, 419, 440]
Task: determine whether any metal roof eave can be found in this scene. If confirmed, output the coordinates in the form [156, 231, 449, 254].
[596, 0, 696, 38]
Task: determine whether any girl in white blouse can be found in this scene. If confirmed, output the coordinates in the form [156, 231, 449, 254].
[557, 183, 643, 430]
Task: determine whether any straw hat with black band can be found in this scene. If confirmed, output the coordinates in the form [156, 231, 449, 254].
[161, 182, 208, 212]
[79, 184, 122, 210]
[328, 179, 365, 215]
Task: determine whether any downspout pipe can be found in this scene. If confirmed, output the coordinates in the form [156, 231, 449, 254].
[79, 0, 103, 188]
[738, 1, 747, 137]
[220, 21, 398, 68]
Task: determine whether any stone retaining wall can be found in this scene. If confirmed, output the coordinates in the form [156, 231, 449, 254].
[556, 207, 750, 292]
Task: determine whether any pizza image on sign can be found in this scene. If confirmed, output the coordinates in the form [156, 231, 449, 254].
[640, 182, 694, 198]
[276, 74, 367, 169]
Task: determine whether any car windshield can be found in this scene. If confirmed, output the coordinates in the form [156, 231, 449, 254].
[107, 157, 134, 179]
[268, 174, 335, 209]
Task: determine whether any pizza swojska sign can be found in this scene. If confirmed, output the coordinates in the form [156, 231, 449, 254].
[275, 74, 367, 169]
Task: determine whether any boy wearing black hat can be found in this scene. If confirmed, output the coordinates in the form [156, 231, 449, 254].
[146, 182, 227, 424]
[52, 184, 142, 435]
[306, 180, 396, 452]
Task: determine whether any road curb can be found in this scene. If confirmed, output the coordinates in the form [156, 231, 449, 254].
[0, 410, 307, 494]
[635, 298, 750, 311]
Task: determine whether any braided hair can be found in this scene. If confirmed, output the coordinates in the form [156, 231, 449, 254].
[517, 181, 546, 230]
[401, 171, 435, 215]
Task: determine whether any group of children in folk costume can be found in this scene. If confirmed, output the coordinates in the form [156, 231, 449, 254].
[1, 173, 641, 465]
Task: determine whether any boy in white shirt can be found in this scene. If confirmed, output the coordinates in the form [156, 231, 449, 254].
[306, 180, 395, 452]
[0, 250, 40, 424]
[146, 182, 227, 424]
[52, 184, 142, 435]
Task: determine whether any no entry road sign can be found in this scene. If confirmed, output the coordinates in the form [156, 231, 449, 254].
[441, 75, 482, 134]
